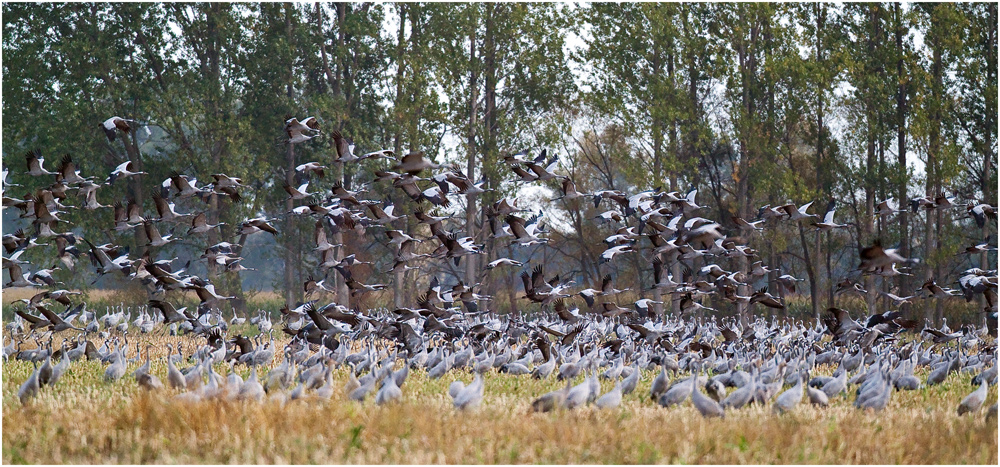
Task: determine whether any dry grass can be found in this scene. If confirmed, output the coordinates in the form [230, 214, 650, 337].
[1, 289, 287, 306]
[3, 288, 134, 305]
[1, 287, 51, 304]
[2, 328, 996, 464]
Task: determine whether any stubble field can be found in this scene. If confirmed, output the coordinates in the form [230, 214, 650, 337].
[2, 328, 997, 464]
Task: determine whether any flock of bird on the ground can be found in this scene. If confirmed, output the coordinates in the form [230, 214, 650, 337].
[2, 115, 997, 420]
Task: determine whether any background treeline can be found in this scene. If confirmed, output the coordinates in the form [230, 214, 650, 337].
[2, 3, 996, 326]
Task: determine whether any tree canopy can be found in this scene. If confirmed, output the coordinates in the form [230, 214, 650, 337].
[3, 2, 995, 326]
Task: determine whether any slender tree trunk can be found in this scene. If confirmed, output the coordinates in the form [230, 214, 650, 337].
[332, 2, 350, 308]
[894, 2, 910, 298]
[483, 3, 501, 293]
[506, 243, 517, 314]
[814, 3, 833, 308]
[283, 4, 296, 307]
[927, 19, 943, 325]
[649, 41, 669, 316]
[862, 5, 879, 316]
[332, 2, 345, 97]
[123, 131, 148, 259]
[230, 233, 250, 314]
[464, 9, 480, 290]
[986, 4, 998, 205]
[981, 4, 997, 286]
[390, 4, 407, 309]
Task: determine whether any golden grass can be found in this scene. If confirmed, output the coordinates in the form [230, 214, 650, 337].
[1, 287, 48, 304]
[1, 289, 289, 306]
[2, 329, 997, 464]
[2, 288, 129, 305]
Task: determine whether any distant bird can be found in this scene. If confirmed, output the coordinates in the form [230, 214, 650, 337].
[368, 202, 405, 225]
[484, 258, 522, 271]
[452, 373, 485, 410]
[18, 363, 41, 404]
[805, 384, 829, 407]
[779, 201, 817, 221]
[679, 294, 716, 315]
[858, 240, 912, 274]
[375, 374, 403, 405]
[143, 220, 174, 247]
[957, 380, 988, 416]
[876, 198, 904, 216]
[721, 372, 756, 410]
[106, 161, 147, 185]
[25, 150, 55, 176]
[633, 298, 662, 317]
[880, 290, 915, 306]
[820, 369, 848, 399]
[773, 370, 804, 414]
[167, 172, 204, 198]
[506, 214, 546, 245]
[555, 178, 589, 201]
[152, 193, 190, 222]
[137, 372, 164, 391]
[56, 155, 88, 184]
[5, 262, 42, 288]
[601, 244, 635, 263]
[296, 162, 326, 178]
[813, 204, 851, 231]
[393, 151, 440, 175]
[910, 196, 935, 212]
[283, 182, 314, 200]
[964, 239, 997, 255]
[48, 347, 70, 386]
[100, 116, 131, 141]
[658, 377, 693, 407]
[103, 349, 127, 382]
[531, 381, 571, 412]
[188, 212, 224, 235]
[967, 202, 997, 229]
[595, 382, 623, 409]
[237, 366, 265, 401]
[732, 216, 764, 232]
[240, 217, 279, 236]
[919, 279, 961, 299]
[690, 370, 725, 418]
[284, 117, 320, 144]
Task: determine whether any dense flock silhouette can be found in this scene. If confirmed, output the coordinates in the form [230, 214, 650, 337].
[3, 114, 997, 420]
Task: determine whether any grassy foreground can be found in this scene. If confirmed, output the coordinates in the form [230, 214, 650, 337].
[2, 331, 997, 464]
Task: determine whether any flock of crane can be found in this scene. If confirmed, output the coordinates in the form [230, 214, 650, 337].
[2, 114, 997, 421]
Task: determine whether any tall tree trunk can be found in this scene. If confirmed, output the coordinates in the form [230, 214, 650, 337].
[981, 4, 997, 282]
[283, 3, 296, 307]
[332, 2, 350, 308]
[483, 3, 500, 294]
[894, 2, 910, 298]
[650, 33, 668, 316]
[928, 15, 943, 325]
[390, 4, 408, 309]
[679, 11, 698, 316]
[815, 3, 830, 309]
[123, 131, 147, 259]
[863, 5, 879, 316]
[986, 4, 998, 205]
[464, 8, 480, 290]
